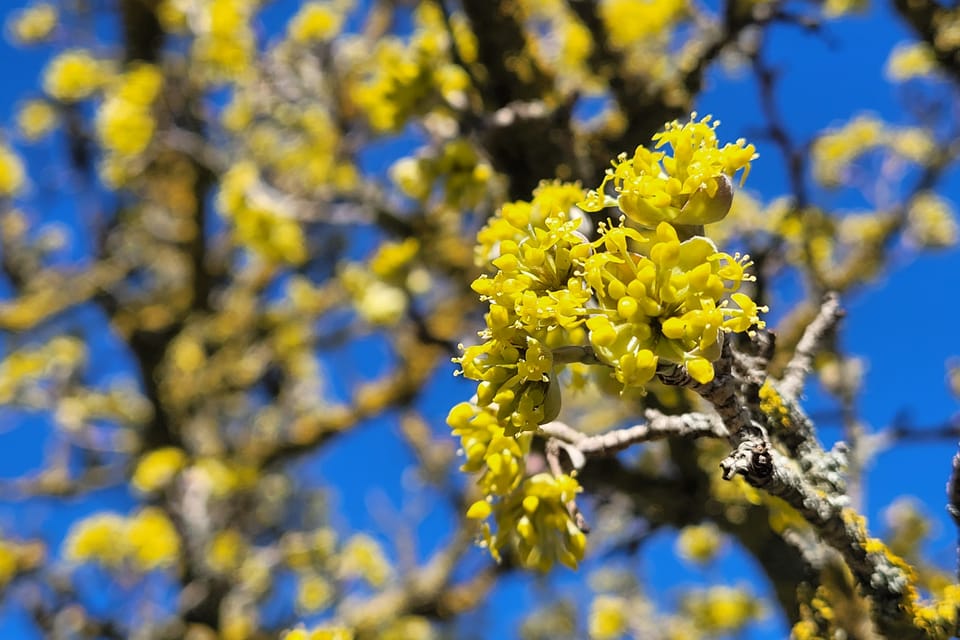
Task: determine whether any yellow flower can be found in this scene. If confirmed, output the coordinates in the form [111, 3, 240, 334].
[96, 64, 164, 157]
[191, 0, 256, 83]
[15, 100, 57, 140]
[131, 447, 188, 493]
[63, 513, 128, 567]
[126, 507, 181, 571]
[338, 534, 392, 587]
[600, 0, 686, 48]
[97, 97, 156, 156]
[588, 594, 629, 639]
[886, 42, 937, 81]
[207, 529, 246, 574]
[676, 522, 722, 564]
[217, 162, 308, 265]
[581, 114, 756, 227]
[0, 144, 26, 197]
[482, 473, 586, 570]
[681, 585, 764, 632]
[43, 50, 106, 102]
[296, 574, 334, 612]
[584, 221, 762, 387]
[0, 540, 20, 587]
[288, 2, 344, 42]
[907, 192, 958, 248]
[8, 3, 58, 44]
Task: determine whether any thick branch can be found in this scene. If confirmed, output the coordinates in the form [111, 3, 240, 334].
[948, 445, 960, 581]
[758, 452, 924, 639]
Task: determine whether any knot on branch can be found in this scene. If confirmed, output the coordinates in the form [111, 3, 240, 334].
[720, 432, 773, 482]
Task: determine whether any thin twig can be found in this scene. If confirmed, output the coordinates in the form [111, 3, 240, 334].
[779, 292, 842, 399]
[545, 438, 589, 532]
[539, 410, 727, 460]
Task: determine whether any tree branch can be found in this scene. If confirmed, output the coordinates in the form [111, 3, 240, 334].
[780, 292, 843, 399]
[948, 445, 960, 582]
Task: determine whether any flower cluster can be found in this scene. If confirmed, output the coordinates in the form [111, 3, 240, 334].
[97, 63, 165, 185]
[287, 1, 347, 44]
[459, 181, 590, 435]
[97, 63, 163, 157]
[811, 114, 935, 187]
[448, 401, 531, 497]
[188, 0, 257, 84]
[8, 3, 58, 44]
[450, 402, 585, 570]
[42, 49, 107, 102]
[63, 507, 181, 572]
[886, 42, 938, 81]
[585, 220, 761, 386]
[451, 116, 765, 571]
[466, 468, 587, 571]
[600, 0, 688, 49]
[217, 161, 308, 265]
[390, 139, 495, 209]
[0, 143, 25, 198]
[16, 100, 57, 141]
[581, 114, 757, 228]
[346, 3, 470, 132]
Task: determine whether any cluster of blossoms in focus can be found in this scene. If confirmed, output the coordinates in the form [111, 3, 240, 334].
[450, 115, 765, 570]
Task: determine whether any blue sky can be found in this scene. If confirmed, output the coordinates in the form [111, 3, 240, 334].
[1, 1, 959, 638]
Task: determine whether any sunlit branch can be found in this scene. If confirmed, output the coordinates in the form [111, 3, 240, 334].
[948, 445, 960, 582]
[539, 409, 727, 461]
[759, 450, 925, 639]
[779, 292, 842, 399]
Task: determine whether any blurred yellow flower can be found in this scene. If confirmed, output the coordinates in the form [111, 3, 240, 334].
[43, 50, 106, 102]
[131, 447, 188, 493]
[8, 3, 58, 44]
[0, 144, 26, 197]
[16, 100, 57, 140]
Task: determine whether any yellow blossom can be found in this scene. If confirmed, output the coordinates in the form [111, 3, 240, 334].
[477, 473, 586, 570]
[0, 541, 20, 587]
[600, 0, 687, 48]
[676, 522, 723, 564]
[589, 594, 629, 639]
[207, 529, 246, 574]
[97, 63, 164, 158]
[681, 585, 764, 632]
[8, 3, 58, 44]
[886, 42, 938, 81]
[191, 0, 256, 83]
[580, 114, 756, 227]
[823, 0, 868, 17]
[288, 2, 344, 42]
[126, 507, 181, 570]
[296, 574, 334, 612]
[43, 50, 106, 102]
[63, 513, 128, 567]
[0, 144, 26, 197]
[217, 162, 308, 265]
[907, 192, 958, 249]
[131, 447, 188, 493]
[338, 534, 392, 587]
[16, 100, 57, 140]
